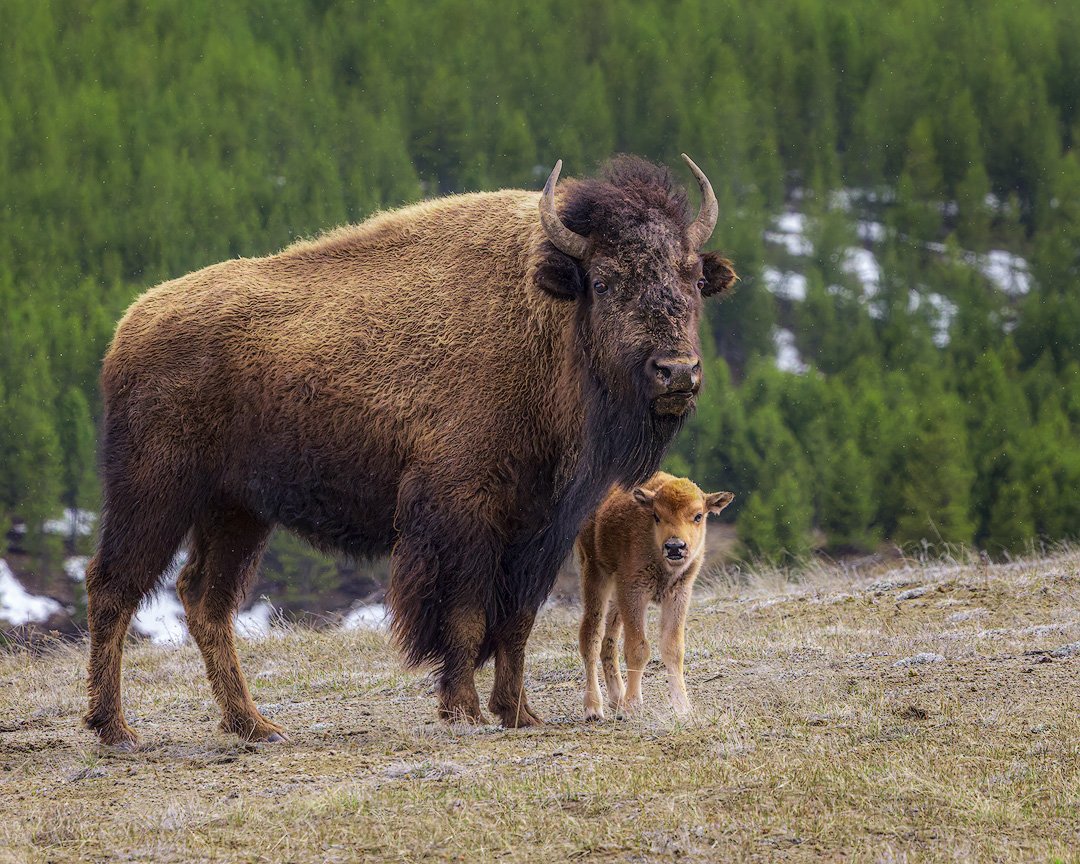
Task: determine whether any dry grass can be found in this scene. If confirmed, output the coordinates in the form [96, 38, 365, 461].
[3, 551, 1080, 862]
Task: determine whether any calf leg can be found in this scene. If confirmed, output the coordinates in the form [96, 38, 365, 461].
[176, 508, 282, 741]
[600, 604, 625, 712]
[84, 506, 189, 749]
[489, 609, 543, 727]
[660, 585, 693, 717]
[578, 559, 612, 721]
[619, 587, 651, 715]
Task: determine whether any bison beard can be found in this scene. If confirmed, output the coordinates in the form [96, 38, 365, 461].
[82, 154, 733, 746]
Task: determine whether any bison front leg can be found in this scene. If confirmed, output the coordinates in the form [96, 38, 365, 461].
[388, 474, 503, 725]
[489, 609, 544, 728]
[435, 602, 488, 724]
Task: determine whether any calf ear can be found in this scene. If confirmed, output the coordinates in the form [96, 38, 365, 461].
[701, 252, 738, 298]
[705, 491, 734, 514]
[533, 244, 585, 300]
[632, 487, 657, 510]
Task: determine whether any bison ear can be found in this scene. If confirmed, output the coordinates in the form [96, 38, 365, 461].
[533, 243, 585, 300]
[705, 491, 735, 514]
[632, 487, 657, 510]
[701, 252, 738, 298]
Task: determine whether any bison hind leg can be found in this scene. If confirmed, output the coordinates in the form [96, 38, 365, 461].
[84, 502, 191, 748]
[177, 507, 285, 742]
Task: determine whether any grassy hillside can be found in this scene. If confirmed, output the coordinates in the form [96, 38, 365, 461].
[3, 551, 1079, 862]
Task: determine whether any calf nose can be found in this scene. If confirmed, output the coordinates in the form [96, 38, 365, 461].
[664, 538, 687, 557]
[650, 355, 701, 394]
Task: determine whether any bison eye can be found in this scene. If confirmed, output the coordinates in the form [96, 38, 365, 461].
[592, 278, 608, 294]
[695, 277, 707, 291]
[694, 513, 703, 523]
[653, 513, 660, 525]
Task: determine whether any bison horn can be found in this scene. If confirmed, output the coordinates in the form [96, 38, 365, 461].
[682, 153, 718, 250]
[539, 160, 589, 260]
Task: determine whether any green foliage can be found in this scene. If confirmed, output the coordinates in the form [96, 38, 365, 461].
[2, 0, 1079, 582]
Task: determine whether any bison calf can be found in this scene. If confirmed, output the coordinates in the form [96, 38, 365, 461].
[576, 473, 733, 719]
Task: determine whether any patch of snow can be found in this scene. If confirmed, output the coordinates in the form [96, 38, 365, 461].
[0, 559, 64, 625]
[773, 212, 807, 235]
[1052, 642, 1080, 658]
[43, 509, 96, 537]
[976, 250, 1031, 296]
[342, 603, 389, 630]
[896, 586, 932, 601]
[840, 247, 881, 297]
[764, 231, 813, 256]
[131, 588, 278, 644]
[857, 221, 885, 243]
[64, 556, 88, 582]
[894, 652, 944, 667]
[909, 291, 958, 347]
[131, 588, 186, 645]
[829, 187, 894, 210]
[773, 328, 808, 375]
[765, 212, 813, 256]
[235, 601, 276, 639]
[760, 266, 808, 301]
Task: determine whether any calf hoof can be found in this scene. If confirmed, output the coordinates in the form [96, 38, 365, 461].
[583, 706, 605, 722]
[620, 697, 644, 717]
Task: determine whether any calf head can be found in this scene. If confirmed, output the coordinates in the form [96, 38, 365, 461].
[632, 478, 734, 572]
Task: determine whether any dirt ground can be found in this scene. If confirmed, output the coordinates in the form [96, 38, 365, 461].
[2, 550, 1079, 862]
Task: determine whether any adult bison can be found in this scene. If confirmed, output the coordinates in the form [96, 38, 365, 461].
[83, 154, 736, 748]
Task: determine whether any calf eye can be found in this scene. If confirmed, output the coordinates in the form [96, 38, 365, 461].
[593, 279, 608, 294]
[654, 514, 660, 524]
[694, 513, 703, 523]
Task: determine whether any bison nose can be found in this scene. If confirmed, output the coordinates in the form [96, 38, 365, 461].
[650, 355, 701, 395]
[664, 538, 687, 559]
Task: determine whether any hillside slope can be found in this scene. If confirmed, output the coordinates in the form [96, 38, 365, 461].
[2, 552, 1079, 862]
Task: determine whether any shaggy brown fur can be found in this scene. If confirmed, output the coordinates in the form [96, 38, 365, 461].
[577, 473, 733, 720]
[83, 156, 737, 748]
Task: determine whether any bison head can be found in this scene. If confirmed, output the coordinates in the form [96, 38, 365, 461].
[534, 155, 737, 419]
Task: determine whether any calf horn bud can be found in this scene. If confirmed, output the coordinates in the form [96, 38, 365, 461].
[539, 160, 589, 260]
[682, 153, 718, 250]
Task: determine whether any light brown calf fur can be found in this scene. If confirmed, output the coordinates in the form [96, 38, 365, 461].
[576, 472, 733, 719]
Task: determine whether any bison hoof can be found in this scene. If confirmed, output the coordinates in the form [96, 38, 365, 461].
[223, 714, 289, 743]
[497, 705, 545, 728]
[87, 717, 141, 751]
[438, 705, 487, 725]
[583, 706, 605, 722]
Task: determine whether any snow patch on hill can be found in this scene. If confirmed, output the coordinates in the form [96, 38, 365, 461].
[0, 559, 63, 625]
